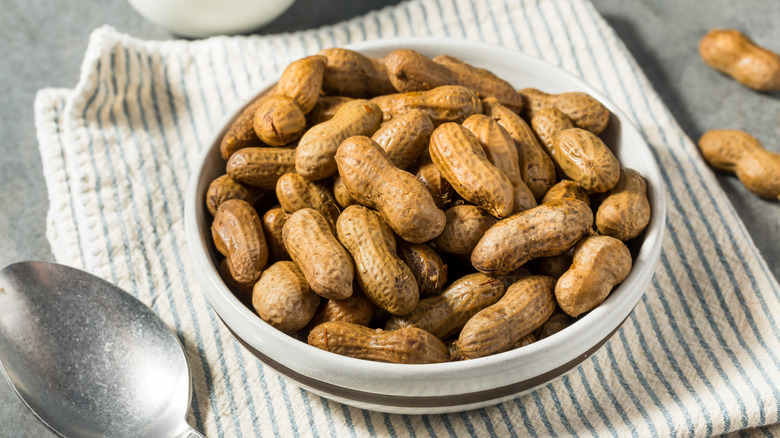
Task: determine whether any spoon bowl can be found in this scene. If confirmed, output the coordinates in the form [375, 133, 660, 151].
[0, 261, 203, 438]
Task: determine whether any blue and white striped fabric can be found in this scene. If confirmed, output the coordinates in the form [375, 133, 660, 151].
[34, 0, 779, 436]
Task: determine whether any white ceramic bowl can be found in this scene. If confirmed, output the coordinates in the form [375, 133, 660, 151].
[185, 37, 666, 414]
[128, 0, 295, 38]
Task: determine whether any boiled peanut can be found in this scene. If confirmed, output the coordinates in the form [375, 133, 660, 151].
[472, 199, 593, 276]
[462, 114, 536, 212]
[456, 275, 556, 359]
[211, 199, 268, 284]
[396, 242, 448, 297]
[555, 235, 632, 317]
[275, 172, 340, 232]
[535, 308, 575, 340]
[481, 97, 556, 200]
[336, 205, 419, 315]
[320, 48, 396, 98]
[542, 180, 590, 206]
[252, 261, 320, 334]
[519, 88, 610, 135]
[530, 107, 574, 159]
[596, 168, 651, 241]
[370, 85, 482, 124]
[219, 85, 278, 160]
[221, 54, 325, 158]
[307, 95, 353, 125]
[698, 129, 780, 199]
[310, 286, 376, 328]
[226, 146, 296, 189]
[206, 174, 266, 216]
[409, 152, 457, 209]
[371, 109, 434, 170]
[383, 49, 523, 111]
[218, 258, 255, 304]
[335, 136, 446, 243]
[261, 206, 289, 262]
[429, 123, 515, 218]
[433, 54, 524, 112]
[699, 28, 780, 92]
[295, 99, 382, 180]
[433, 205, 497, 259]
[275, 54, 328, 114]
[251, 55, 327, 146]
[253, 95, 307, 146]
[308, 321, 449, 364]
[384, 49, 456, 92]
[553, 128, 620, 193]
[385, 273, 505, 339]
[283, 208, 354, 300]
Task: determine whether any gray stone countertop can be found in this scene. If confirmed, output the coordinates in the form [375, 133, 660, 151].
[1, 0, 777, 436]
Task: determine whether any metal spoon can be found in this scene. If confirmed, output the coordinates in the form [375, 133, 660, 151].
[0, 261, 205, 438]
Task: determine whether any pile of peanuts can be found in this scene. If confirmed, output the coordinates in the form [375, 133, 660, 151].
[207, 47, 651, 364]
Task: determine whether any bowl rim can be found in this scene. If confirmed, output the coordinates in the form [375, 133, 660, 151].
[184, 36, 666, 408]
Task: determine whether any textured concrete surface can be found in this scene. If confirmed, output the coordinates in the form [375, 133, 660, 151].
[1, 0, 778, 436]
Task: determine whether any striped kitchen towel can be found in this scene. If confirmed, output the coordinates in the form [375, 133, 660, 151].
[34, 0, 780, 436]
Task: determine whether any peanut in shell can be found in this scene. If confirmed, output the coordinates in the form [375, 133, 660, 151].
[433, 54, 524, 112]
[335, 135, 446, 244]
[370, 85, 482, 125]
[320, 48, 396, 98]
[555, 235, 632, 317]
[226, 146, 296, 189]
[336, 205, 419, 316]
[219, 86, 277, 160]
[384, 49, 456, 92]
[295, 99, 383, 180]
[481, 97, 556, 200]
[206, 174, 266, 216]
[308, 321, 450, 364]
[553, 128, 620, 193]
[520, 88, 610, 135]
[253, 95, 307, 147]
[471, 199, 593, 276]
[595, 168, 650, 241]
[283, 208, 354, 300]
[275, 172, 341, 233]
[385, 272, 505, 340]
[429, 122, 514, 218]
[252, 261, 320, 334]
[456, 275, 556, 359]
[697, 129, 780, 200]
[371, 109, 434, 170]
[462, 114, 536, 212]
[276, 54, 328, 114]
[211, 199, 268, 284]
[699, 28, 780, 92]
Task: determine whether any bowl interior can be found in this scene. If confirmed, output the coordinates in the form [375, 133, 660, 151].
[184, 37, 666, 412]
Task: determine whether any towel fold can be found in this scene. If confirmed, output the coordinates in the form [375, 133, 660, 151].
[34, 0, 780, 436]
